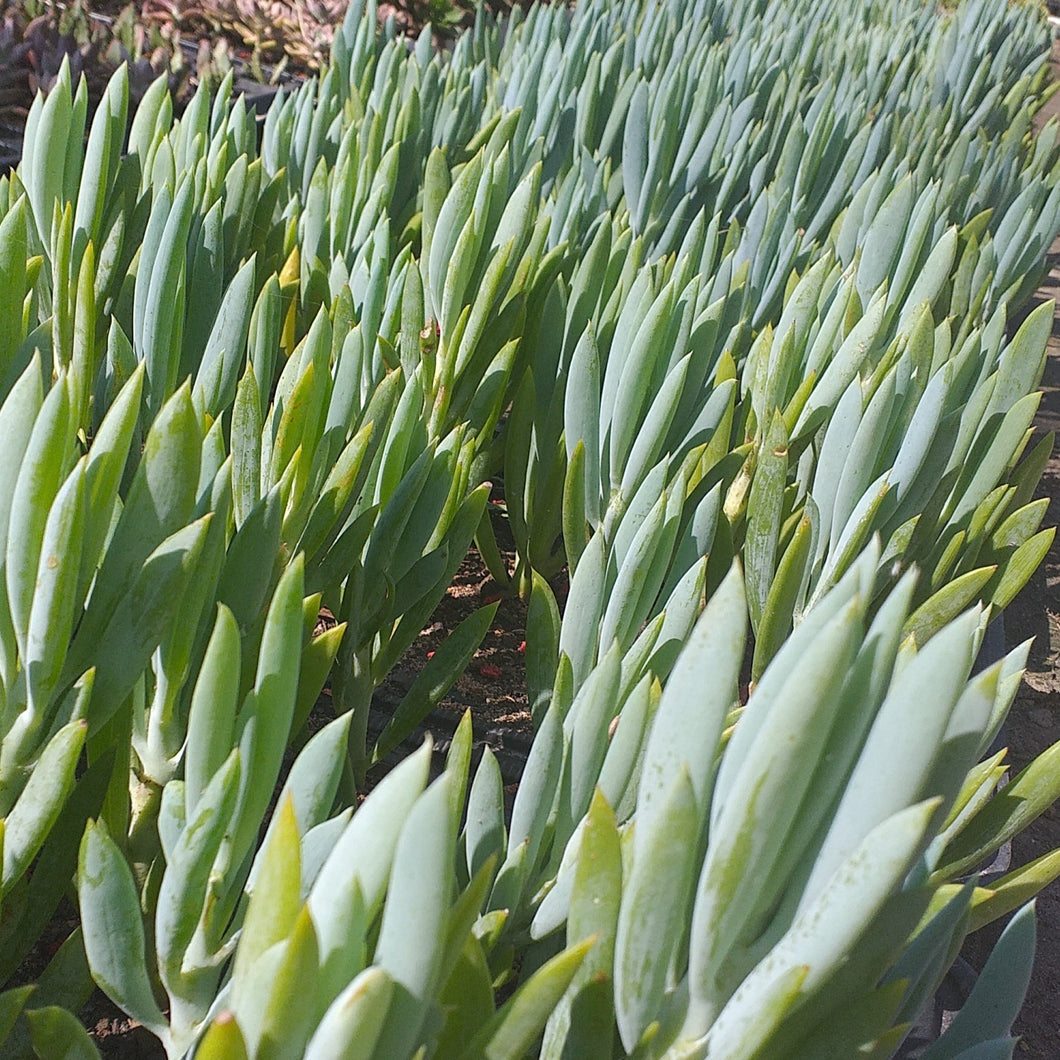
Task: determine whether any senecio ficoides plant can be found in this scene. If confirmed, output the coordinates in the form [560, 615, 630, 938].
[0, 0, 1058, 1054]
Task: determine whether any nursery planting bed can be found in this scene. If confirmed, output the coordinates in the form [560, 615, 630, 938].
[3, 0, 1060, 1055]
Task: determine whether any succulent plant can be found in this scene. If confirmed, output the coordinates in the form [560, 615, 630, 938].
[0, 0, 1057, 1056]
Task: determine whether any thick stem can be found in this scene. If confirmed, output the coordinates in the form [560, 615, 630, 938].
[332, 638, 374, 789]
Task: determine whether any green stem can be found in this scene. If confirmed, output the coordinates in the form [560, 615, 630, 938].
[332, 639, 374, 789]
